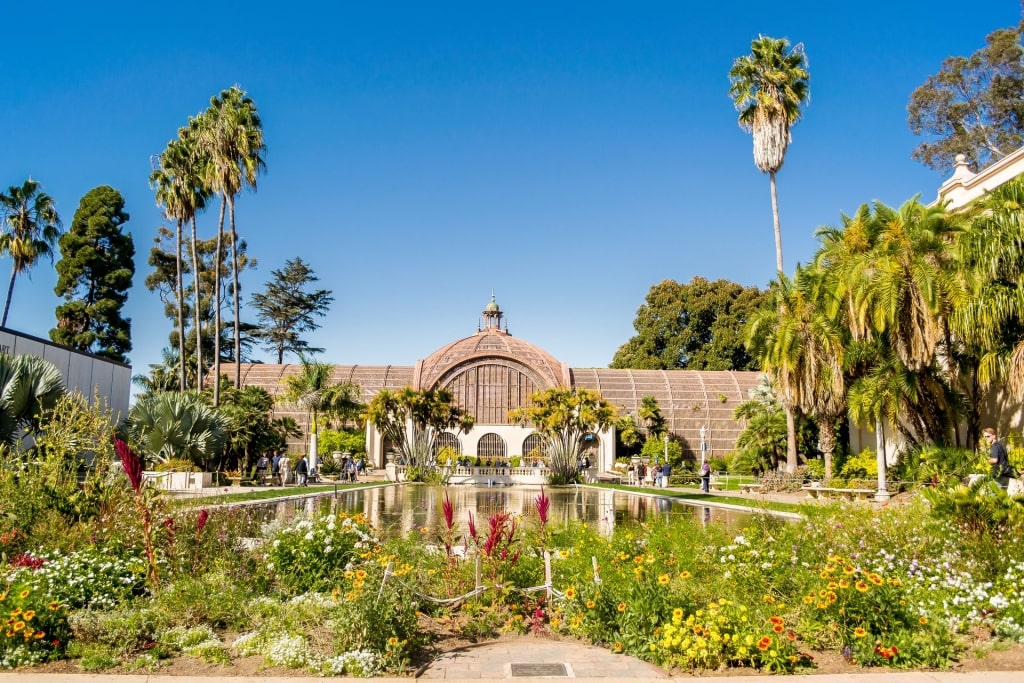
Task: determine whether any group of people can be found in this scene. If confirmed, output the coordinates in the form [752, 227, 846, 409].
[252, 452, 311, 486]
[626, 461, 672, 488]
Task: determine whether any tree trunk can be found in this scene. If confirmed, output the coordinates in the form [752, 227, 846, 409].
[769, 170, 784, 274]
[175, 218, 186, 392]
[213, 196, 227, 407]
[229, 195, 241, 389]
[820, 418, 836, 480]
[190, 216, 203, 391]
[784, 402, 798, 473]
[1, 267, 17, 328]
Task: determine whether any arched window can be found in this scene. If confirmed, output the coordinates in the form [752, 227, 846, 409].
[434, 432, 462, 455]
[522, 433, 544, 458]
[477, 433, 506, 460]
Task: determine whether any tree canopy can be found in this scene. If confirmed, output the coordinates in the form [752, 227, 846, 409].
[611, 277, 768, 370]
[908, 21, 1024, 172]
[51, 185, 135, 362]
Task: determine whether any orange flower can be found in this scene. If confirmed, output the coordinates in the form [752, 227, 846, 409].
[763, 594, 776, 604]
[768, 616, 784, 625]
[757, 637, 771, 651]
[853, 627, 867, 638]
[617, 602, 627, 612]
[586, 600, 595, 609]
[919, 616, 928, 625]
[867, 573, 884, 586]
[855, 581, 869, 592]
[772, 623, 784, 633]
[613, 641, 623, 652]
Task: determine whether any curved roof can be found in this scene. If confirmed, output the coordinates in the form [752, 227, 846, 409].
[415, 327, 571, 390]
[570, 368, 761, 457]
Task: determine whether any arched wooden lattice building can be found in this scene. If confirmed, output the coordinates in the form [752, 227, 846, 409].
[223, 295, 761, 471]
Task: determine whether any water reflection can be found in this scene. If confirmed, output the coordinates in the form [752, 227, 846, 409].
[250, 485, 750, 538]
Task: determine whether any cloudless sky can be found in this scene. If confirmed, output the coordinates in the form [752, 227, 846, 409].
[2, 1, 1021, 378]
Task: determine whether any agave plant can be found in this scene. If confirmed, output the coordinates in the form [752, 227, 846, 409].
[125, 391, 227, 470]
[0, 352, 66, 445]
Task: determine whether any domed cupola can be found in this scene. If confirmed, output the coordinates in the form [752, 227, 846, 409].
[412, 296, 571, 423]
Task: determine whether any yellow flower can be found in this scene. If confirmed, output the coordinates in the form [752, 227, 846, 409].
[387, 636, 399, 646]
[867, 573, 884, 586]
[658, 574, 670, 585]
[586, 600, 595, 609]
[13, 621, 24, 632]
[855, 581, 869, 592]
[18, 590, 30, 599]
[613, 641, 623, 652]
[565, 586, 576, 600]
[22, 610, 34, 621]
[47, 601, 60, 611]
[679, 570, 691, 579]
[919, 616, 928, 625]
[617, 602, 627, 612]
[355, 569, 367, 580]
[672, 608, 684, 619]
[763, 594, 775, 604]
[853, 627, 868, 638]
[559, 549, 570, 558]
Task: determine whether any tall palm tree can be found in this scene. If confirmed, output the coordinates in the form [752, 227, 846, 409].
[151, 132, 209, 391]
[729, 36, 810, 274]
[0, 179, 63, 327]
[198, 87, 266, 405]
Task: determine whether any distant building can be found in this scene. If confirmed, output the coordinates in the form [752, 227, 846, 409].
[224, 295, 761, 472]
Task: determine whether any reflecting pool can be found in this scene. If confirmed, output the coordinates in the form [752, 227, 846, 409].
[256, 484, 751, 538]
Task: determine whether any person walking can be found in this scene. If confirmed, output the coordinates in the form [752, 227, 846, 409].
[271, 452, 282, 485]
[984, 427, 1015, 489]
[295, 455, 309, 486]
[255, 454, 270, 486]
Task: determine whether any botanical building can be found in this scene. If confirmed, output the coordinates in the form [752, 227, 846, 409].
[224, 295, 761, 472]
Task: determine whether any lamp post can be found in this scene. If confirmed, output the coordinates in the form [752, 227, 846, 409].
[699, 425, 707, 459]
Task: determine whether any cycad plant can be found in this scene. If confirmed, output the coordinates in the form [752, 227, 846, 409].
[0, 353, 66, 446]
[125, 391, 227, 470]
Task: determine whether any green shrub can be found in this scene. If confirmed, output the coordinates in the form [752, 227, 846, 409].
[262, 512, 380, 595]
[839, 449, 878, 479]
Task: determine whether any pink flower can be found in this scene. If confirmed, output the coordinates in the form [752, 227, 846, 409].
[442, 491, 454, 531]
[535, 487, 550, 526]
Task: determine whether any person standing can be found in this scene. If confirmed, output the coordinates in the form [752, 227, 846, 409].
[700, 459, 711, 493]
[295, 454, 309, 486]
[984, 427, 1014, 489]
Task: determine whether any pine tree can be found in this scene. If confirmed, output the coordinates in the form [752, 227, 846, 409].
[51, 186, 134, 362]
[251, 257, 334, 363]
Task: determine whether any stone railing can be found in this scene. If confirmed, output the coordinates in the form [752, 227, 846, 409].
[387, 463, 600, 485]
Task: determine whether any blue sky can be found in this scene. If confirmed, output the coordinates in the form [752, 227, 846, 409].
[2, 1, 1020, 376]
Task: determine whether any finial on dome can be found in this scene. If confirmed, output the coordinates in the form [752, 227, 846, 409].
[482, 291, 503, 329]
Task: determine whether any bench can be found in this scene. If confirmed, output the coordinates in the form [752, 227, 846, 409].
[801, 486, 874, 500]
[739, 483, 764, 494]
[709, 481, 726, 492]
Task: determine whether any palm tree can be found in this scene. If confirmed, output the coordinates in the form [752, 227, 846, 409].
[956, 178, 1024, 395]
[729, 36, 810, 274]
[0, 179, 63, 327]
[749, 266, 848, 478]
[151, 132, 210, 391]
[126, 391, 228, 470]
[0, 353, 66, 445]
[280, 359, 336, 472]
[198, 87, 266, 404]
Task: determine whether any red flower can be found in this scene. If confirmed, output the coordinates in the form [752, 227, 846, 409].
[115, 438, 143, 491]
[535, 487, 550, 526]
[196, 509, 209, 533]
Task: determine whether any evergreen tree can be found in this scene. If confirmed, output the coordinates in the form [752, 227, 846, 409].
[51, 186, 134, 362]
[251, 257, 334, 363]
